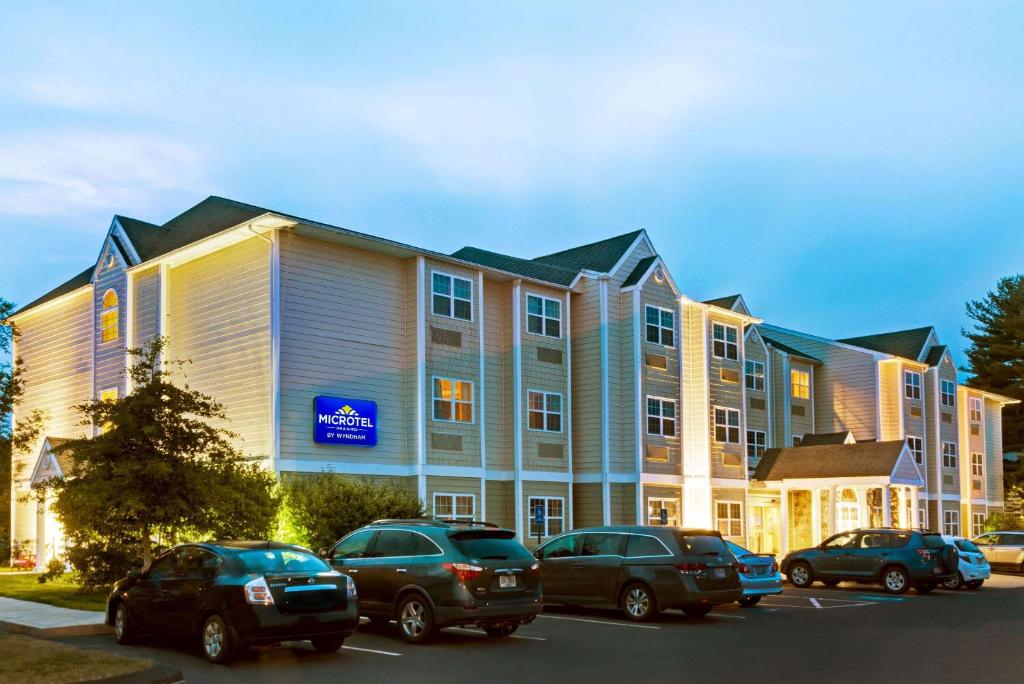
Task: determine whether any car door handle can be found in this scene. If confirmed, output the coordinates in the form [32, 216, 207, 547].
[347, 569, 359, 574]
[396, 568, 407, 574]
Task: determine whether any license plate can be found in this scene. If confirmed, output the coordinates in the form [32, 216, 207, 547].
[499, 575, 517, 588]
[714, 568, 726, 579]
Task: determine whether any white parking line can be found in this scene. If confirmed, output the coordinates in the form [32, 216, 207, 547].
[709, 613, 747, 619]
[809, 598, 822, 609]
[537, 614, 661, 629]
[342, 645, 403, 657]
[446, 627, 548, 641]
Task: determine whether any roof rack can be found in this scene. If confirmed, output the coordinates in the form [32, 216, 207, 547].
[368, 518, 501, 529]
[432, 519, 501, 528]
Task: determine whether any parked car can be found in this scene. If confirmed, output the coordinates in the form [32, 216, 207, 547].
[940, 535, 990, 590]
[781, 528, 958, 594]
[107, 541, 358, 664]
[724, 540, 782, 606]
[533, 526, 742, 621]
[972, 531, 1024, 573]
[322, 519, 542, 644]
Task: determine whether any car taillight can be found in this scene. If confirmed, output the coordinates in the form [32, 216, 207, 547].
[529, 562, 540, 575]
[736, 563, 751, 574]
[244, 576, 274, 606]
[916, 549, 933, 561]
[675, 562, 708, 575]
[442, 562, 484, 583]
[771, 561, 779, 573]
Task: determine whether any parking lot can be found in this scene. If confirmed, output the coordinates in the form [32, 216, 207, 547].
[55, 573, 1024, 683]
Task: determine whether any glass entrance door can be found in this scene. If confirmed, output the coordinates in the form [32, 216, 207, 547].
[750, 504, 780, 555]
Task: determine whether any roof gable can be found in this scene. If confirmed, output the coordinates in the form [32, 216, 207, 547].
[532, 229, 646, 273]
[838, 326, 936, 361]
[798, 431, 857, 446]
[753, 440, 920, 483]
[449, 246, 579, 286]
[760, 333, 821, 364]
[703, 294, 750, 315]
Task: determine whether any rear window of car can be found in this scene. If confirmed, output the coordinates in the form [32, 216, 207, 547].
[921, 534, 947, 549]
[955, 539, 980, 553]
[450, 532, 533, 561]
[237, 549, 330, 574]
[890, 533, 911, 548]
[674, 533, 729, 556]
[626, 534, 671, 558]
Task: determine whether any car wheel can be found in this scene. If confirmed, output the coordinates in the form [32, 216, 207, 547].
[310, 636, 345, 653]
[738, 596, 761, 607]
[482, 623, 519, 638]
[881, 566, 910, 594]
[201, 614, 234, 664]
[621, 583, 658, 622]
[682, 604, 713, 618]
[914, 581, 936, 594]
[965, 580, 984, 590]
[397, 594, 437, 645]
[822, 579, 840, 587]
[788, 561, 814, 588]
[113, 602, 135, 645]
[942, 572, 964, 591]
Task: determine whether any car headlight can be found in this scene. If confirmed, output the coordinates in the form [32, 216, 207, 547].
[346, 575, 357, 599]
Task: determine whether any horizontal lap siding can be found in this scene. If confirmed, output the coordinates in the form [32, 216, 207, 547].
[94, 247, 127, 399]
[486, 481, 514, 529]
[170, 237, 271, 459]
[570, 281, 602, 473]
[522, 283, 569, 472]
[708, 313, 745, 481]
[985, 399, 1003, 502]
[609, 483, 636, 525]
[936, 358, 960, 496]
[484, 281, 512, 471]
[744, 338, 768, 434]
[640, 278, 681, 476]
[132, 267, 160, 349]
[427, 476, 482, 517]
[280, 233, 410, 466]
[572, 483, 604, 528]
[789, 360, 814, 440]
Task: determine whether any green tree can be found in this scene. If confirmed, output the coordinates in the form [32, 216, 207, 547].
[44, 338, 278, 587]
[983, 485, 1024, 531]
[281, 475, 423, 551]
[963, 275, 1024, 466]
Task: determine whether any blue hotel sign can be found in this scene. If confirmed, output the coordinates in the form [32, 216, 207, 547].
[314, 396, 378, 447]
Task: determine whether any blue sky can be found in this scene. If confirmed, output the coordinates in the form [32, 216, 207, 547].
[2, 2, 1022, 371]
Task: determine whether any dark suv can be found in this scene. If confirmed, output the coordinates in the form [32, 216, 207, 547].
[781, 528, 959, 594]
[322, 519, 542, 643]
[533, 526, 742, 621]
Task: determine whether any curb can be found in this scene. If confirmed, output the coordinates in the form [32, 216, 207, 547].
[0, 619, 112, 638]
[82, 662, 184, 684]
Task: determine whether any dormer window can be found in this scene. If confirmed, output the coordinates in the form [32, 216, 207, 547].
[100, 290, 119, 343]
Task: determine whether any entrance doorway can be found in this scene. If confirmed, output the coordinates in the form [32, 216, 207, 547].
[750, 504, 780, 555]
[836, 488, 860, 532]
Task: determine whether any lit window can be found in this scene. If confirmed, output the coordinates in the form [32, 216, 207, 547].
[942, 441, 958, 469]
[527, 294, 561, 338]
[745, 360, 765, 391]
[941, 380, 956, 408]
[98, 388, 118, 433]
[943, 510, 960, 536]
[646, 397, 676, 436]
[969, 397, 982, 423]
[971, 453, 984, 477]
[100, 289, 119, 343]
[791, 369, 810, 400]
[907, 436, 923, 465]
[645, 306, 675, 347]
[433, 493, 475, 521]
[528, 390, 562, 432]
[715, 501, 743, 537]
[432, 377, 473, 423]
[432, 272, 473, 321]
[972, 512, 986, 537]
[712, 323, 738, 360]
[904, 370, 921, 401]
[528, 497, 564, 538]
[792, 434, 803, 447]
[918, 507, 927, 530]
[746, 430, 766, 467]
[647, 498, 679, 526]
[714, 407, 740, 443]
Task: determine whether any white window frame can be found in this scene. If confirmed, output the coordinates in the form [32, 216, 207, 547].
[918, 506, 928, 530]
[715, 500, 744, 537]
[792, 434, 804, 447]
[746, 429, 766, 462]
[431, 376, 474, 424]
[969, 397, 982, 423]
[431, 270, 473, 321]
[971, 452, 984, 478]
[745, 360, 765, 391]
[940, 379, 956, 408]
[646, 497, 680, 527]
[942, 441, 958, 469]
[527, 390, 563, 432]
[433, 493, 476, 521]
[100, 289, 119, 344]
[904, 370, 922, 401]
[528, 496, 565, 538]
[791, 369, 810, 400]
[646, 396, 677, 437]
[645, 305, 675, 348]
[943, 510, 960, 536]
[526, 293, 562, 338]
[907, 435, 923, 465]
[972, 512, 986, 537]
[714, 406, 740, 444]
[711, 322, 739, 361]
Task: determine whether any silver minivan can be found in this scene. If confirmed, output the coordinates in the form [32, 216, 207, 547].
[972, 531, 1024, 573]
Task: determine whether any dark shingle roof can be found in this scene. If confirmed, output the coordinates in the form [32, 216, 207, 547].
[838, 326, 934, 360]
[11, 267, 94, 316]
[924, 344, 948, 367]
[761, 334, 821, 364]
[621, 256, 658, 288]
[798, 431, 856, 447]
[449, 247, 580, 286]
[532, 229, 645, 273]
[704, 294, 742, 310]
[753, 440, 908, 481]
[115, 215, 164, 261]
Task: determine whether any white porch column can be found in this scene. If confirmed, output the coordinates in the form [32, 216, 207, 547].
[778, 488, 789, 556]
[855, 487, 867, 528]
[35, 500, 46, 572]
[882, 484, 892, 528]
[828, 486, 837, 538]
[897, 487, 907, 528]
[810, 488, 822, 545]
[910, 488, 921, 530]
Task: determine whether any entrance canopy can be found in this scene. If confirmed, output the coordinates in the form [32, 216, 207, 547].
[752, 439, 924, 488]
[29, 436, 73, 486]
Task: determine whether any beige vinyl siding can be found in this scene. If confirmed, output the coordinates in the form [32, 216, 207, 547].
[900, 364, 927, 491]
[520, 283, 569, 472]
[708, 313, 745, 480]
[769, 349, 788, 447]
[642, 485, 683, 524]
[279, 232, 411, 466]
[878, 362, 902, 441]
[713, 487, 747, 541]
[789, 359, 814, 440]
[132, 266, 161, 350]
[486, 480, 515, 529]
[892, 453, 921, 482]
[404, 260, 419, 463]
[169, 236, 271, 458]
[639, 277, 681, 476]
[522, 481, 570, 543]
[759, 326, 880, 440]
[936, 357, 960, 496]
[570, 279, 602, 473]
[985, 399, 1003, 502]
[484, 280, 513, 471]
[609, 483, 637, 525]
[427, 476, 482, 517]
[572, 483, 604, 528]
[744, 334, 768, 434]
[93, 244, 127, 399]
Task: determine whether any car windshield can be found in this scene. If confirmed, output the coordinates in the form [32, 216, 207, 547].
[725, 540, 752, 557]
[237, 548, 330, 574]
[450, 531, 532, 561]
[675, 533, 729, 556]
[955, 539, 981, 553]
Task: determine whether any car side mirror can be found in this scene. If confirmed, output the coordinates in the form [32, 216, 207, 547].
[318, 547, 329, 559]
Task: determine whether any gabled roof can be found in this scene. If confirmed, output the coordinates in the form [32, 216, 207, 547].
[704, 294, 741, 309]
[621, 256, 658, 288]
[838, 326, 935, 361]
[923, 344, 948, 367]
[449, 247, 579, 286]
[11, 267, 94, 316]
[115, 215, 164, 261]
[798, 431, 857, 447]
[753, 440, 911, 481]
[761, 334, 821, 364]
[532, 229, 645, 273]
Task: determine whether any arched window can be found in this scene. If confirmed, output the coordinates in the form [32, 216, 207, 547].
[100, 290, 119, 343]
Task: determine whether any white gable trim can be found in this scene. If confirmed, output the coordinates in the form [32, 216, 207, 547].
[890, 442, 926, 486]
[110, 218, 142, 265]
[29, 438, 65, 485]
[607, 230, 653, 279]
[620, 255, 681, 296]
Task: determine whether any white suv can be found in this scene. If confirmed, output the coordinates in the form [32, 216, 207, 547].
[941, 535, 991, 590]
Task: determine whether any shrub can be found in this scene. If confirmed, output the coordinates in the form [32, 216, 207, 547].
[37, 558, 65, 584]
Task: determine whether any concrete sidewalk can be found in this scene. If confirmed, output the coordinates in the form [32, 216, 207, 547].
[0, 596, 110, 637]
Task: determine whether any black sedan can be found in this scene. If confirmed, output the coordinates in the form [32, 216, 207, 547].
[107, 541, 359, 663]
